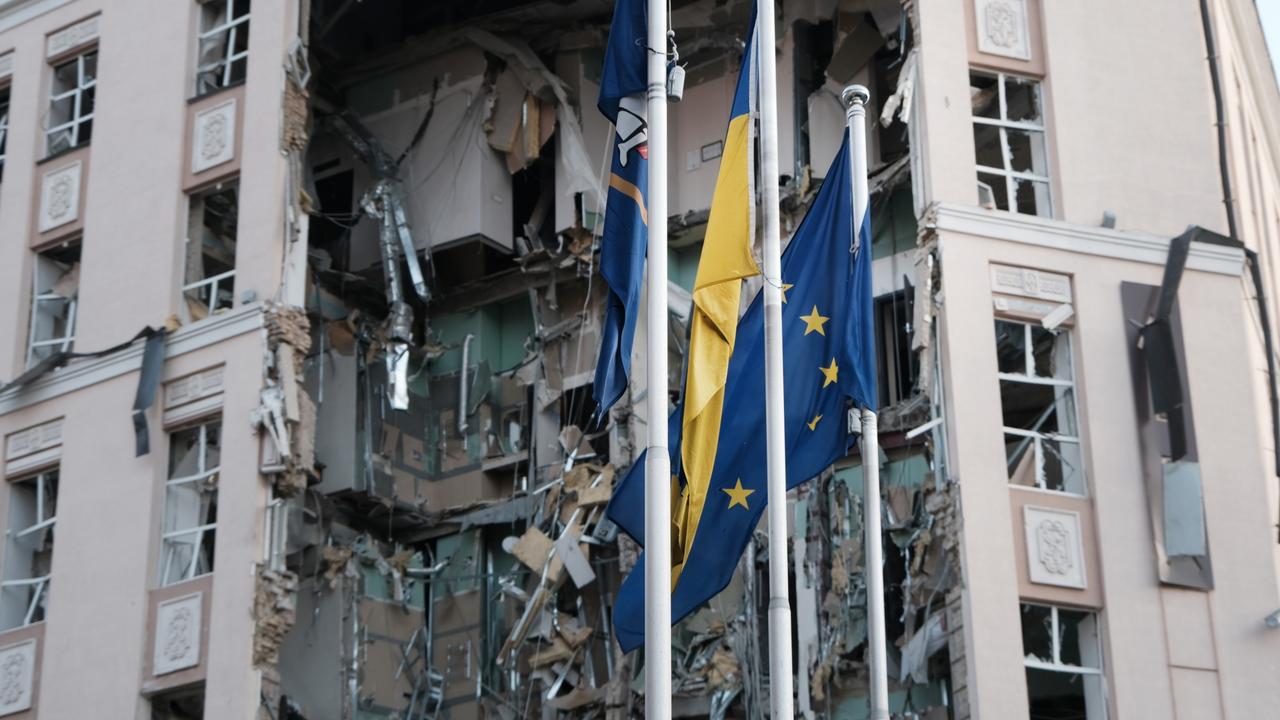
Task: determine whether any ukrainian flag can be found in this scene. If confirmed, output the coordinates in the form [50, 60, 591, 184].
[672, 4, 762, 587]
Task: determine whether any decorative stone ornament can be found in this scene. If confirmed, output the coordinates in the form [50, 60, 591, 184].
[990, 263, 1072, 303]
[46, 16, 99, 59]
[0, 640, 35, 716]
[154, 592, 202, 676]
[192, 99, 237, 174]
[38, 161, 82, 233]
[1023, 505, 1087, 589]
[975, 0, 1031, 61]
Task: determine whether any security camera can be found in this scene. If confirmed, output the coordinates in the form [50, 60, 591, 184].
[1265, 608, 1280, 629]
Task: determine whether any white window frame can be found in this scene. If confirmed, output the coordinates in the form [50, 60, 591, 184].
[0, 85, 10, 180]
[972, 70, 1052, 217]
[181, 181, 238, 323]
[45, 50, 95, 155]
[1022, 603, 1107, 718]
[196, 0, 250, 95]
[26, 250, 78, 368]
[997, 319, 1085, 495]
[1, 470, 57, 629]
[160, 419, 220, 586]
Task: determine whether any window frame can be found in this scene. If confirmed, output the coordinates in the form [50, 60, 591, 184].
[26, 246, 79, 368]
[195, 0, 250, 97]
[45, 49, 96, 156]
[971, 69, 1052, 217]
[0, 83, 10, 182]
[159, 418, 221, 587]
[996, 318, 1086, 496]
[181, 180, 239, 323]
[1021, 603, 1108, 719]
[1, 470, 58, 629]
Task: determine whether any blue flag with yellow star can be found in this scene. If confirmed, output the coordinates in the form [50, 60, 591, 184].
[606, 136, 875, 651]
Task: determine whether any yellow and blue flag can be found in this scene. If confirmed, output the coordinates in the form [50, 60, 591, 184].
[672, 3, 762, 586]
[607, 135, 876, 652]
[591, 0, 650, 421]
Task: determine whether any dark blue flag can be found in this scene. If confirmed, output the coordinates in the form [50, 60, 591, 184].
[606, 137, 876, 651]
[592, 0, 650, 422]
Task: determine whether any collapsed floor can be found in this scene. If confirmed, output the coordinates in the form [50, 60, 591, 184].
[255, 1, 965, 718]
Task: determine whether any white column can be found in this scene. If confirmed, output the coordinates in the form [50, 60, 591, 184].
[846, 83, 889, 718]
[757, 2, 796, 718]
[644, 2, 672, 717]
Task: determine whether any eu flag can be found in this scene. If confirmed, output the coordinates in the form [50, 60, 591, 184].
[607, 136, 876, 651]
[591, 0, 649, 422]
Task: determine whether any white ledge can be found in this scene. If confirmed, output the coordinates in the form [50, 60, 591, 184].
[0, 0, 75, 34]
[929, 203, 1245, 277]
[0, 303, 265, 416]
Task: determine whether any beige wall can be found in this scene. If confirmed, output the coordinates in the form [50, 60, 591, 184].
[934, 208, 1280, 718]
[915, 0, 1228, 238]
[0, 0, 298, 717]
[0, 0, 295, 378]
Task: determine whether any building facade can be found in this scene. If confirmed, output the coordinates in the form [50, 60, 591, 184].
[0, 0, 1274, 719]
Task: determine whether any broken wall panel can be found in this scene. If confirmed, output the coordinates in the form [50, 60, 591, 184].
[341, 46, 515, 271]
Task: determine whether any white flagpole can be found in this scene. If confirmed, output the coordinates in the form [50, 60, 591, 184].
[844, 83, 890, 720]
[644, 1, 672, 717]
[757, 2, 796, 718]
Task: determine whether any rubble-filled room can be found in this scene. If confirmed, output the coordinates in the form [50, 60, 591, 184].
[256, 1, 960, 717]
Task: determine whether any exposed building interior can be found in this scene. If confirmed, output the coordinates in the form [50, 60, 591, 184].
[222, 1, 963, 718]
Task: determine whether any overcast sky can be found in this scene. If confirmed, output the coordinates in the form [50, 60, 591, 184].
[1262, 1, 1280, 84]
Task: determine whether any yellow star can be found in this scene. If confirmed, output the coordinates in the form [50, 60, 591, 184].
[819, 358, 839, 388]
[800, 305, 829, 336]
[807, 414, 822, 430]
[780, 283, 794, 303]
[722, 479, 754, 510]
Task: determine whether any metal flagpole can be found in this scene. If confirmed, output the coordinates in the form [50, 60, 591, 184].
[756, 2, 796, 718]
[644, 1, 673, 717]
[844, 84, 890, 720]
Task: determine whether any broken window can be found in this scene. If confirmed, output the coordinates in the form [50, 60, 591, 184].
[26, 243, 80, 367]
[0, 84, 10, 181]
[0, 470, 57, 630]
[996, 319, 1085, 494]
[150, 685, 205, 719]
[45, 49, 95, 156]
[195, 0, 249, 97]
[971, 71, 1051, 217]
[875, 291, 917, 407]
[1021, 603, 1107, 720]
[182, 181, 238, 322]
[160, 419, 220, 586]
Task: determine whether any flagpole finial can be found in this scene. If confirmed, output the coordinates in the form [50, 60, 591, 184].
[841, 84, 870, 108]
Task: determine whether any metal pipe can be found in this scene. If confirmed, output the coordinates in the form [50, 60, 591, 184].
[756, 2, 796, 718]
[1197, 0, 1240, 242]
[644, 0, 673, 715]
[848, 82, 890, 720]
[459, 333, 474, 437]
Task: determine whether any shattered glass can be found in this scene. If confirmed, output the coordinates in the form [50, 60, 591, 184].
[998, 381, 1078, 437]
[970, 72, 999, 118]
[161, 421, 221, 585]
[1020, 603, 1054, 664]
[196, 0, 250, 96]
[998, 321, 1084, 492]
[995, 320, 1027, 374]
[1056, 608, 1100, 668]
[973, 123, 1003, 170]
[978, 172, 1008, 211]
[1006, 128, 1048, 176]
[1004, 76, 1042, 123]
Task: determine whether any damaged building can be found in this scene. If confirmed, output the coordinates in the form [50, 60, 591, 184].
[0, 0, 1278, 718]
